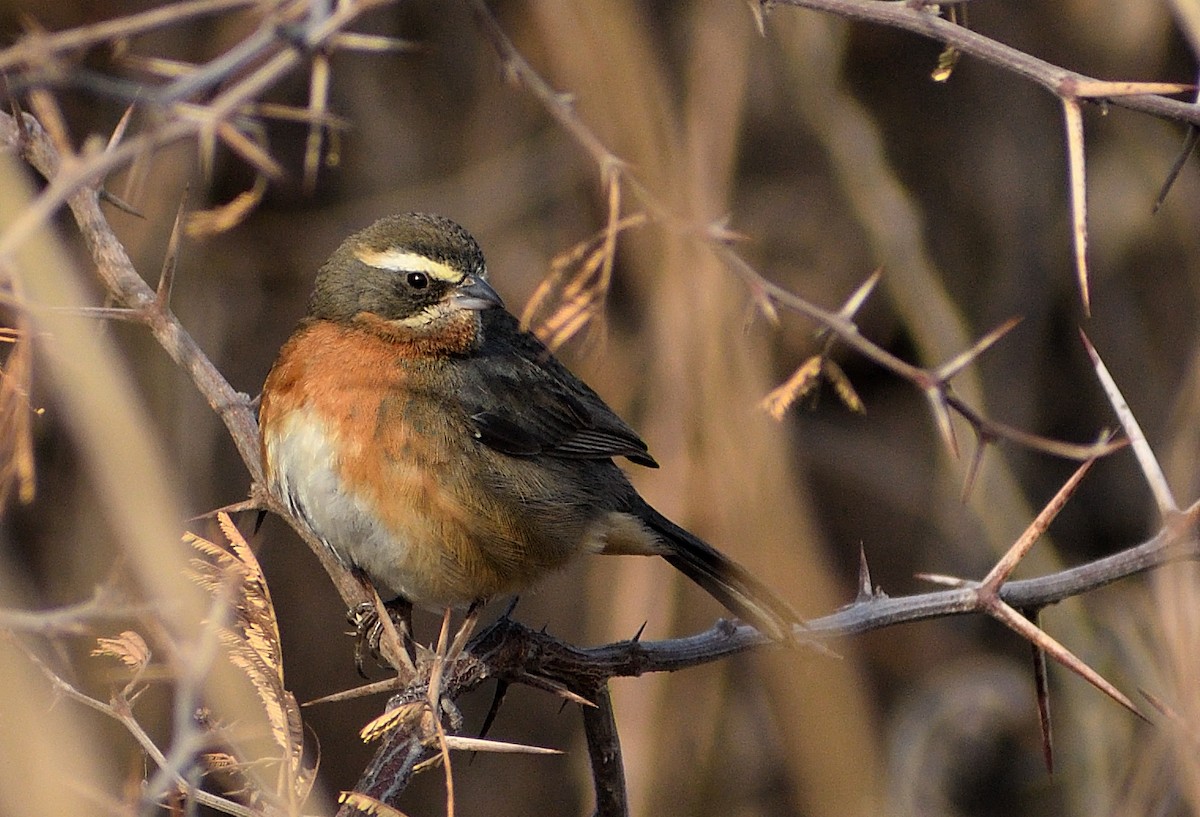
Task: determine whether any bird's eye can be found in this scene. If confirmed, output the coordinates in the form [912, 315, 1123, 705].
[405, 271, 429, 289]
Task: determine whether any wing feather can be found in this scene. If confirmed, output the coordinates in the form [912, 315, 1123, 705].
[459, 311, 657, 468]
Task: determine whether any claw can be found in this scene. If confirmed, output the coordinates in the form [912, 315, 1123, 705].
[347, 601, 379, 679]
[346, 599, 416, 676]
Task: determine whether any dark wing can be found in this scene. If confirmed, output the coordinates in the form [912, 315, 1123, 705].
[458, 310, 658, 467]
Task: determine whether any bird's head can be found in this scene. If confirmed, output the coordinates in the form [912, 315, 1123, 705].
[309, 212, 504, 348]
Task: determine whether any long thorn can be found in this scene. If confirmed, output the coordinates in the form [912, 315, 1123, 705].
[1080, 331, 1177, 516]
[157, 190, 189, 308]
[981, 442, 1104, 589]
[1062, 99, 1090, 314]
[988, 599, 1144, 720]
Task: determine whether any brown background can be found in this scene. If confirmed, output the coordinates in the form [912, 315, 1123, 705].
[3, 1, 1199, 816]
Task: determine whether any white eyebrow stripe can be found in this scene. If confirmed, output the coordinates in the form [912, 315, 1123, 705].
[354, 248, 462, 283]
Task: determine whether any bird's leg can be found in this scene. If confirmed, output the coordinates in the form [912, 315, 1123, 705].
[384, 596, 417, 663]
[348, 601, 380, 679]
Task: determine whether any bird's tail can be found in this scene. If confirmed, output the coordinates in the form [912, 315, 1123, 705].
[642, 506, 803, 642]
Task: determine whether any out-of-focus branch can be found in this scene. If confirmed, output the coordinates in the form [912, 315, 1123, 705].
[767, 0, 1199, 125]
[469, 0, 1127, 472]
[1, 109, 262, 479]
[0, 584, 151, 634]
[0, 0, 399, 257]
[0, 0, 261, 74]
[0, 108, 378, 635]
[765, 0, 1194, 311]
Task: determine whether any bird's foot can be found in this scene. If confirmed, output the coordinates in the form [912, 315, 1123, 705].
[348, 598, 417, 677]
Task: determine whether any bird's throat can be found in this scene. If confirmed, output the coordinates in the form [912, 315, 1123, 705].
[353, 308, 482, 356]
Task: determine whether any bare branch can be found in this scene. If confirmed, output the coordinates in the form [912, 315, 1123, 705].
[0, 0, 262, 74]
[582, 683, 629, 817]
[344, 498, 1200, 809]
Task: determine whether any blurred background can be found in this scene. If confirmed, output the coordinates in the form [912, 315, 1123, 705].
[2, 1, 1199, 815]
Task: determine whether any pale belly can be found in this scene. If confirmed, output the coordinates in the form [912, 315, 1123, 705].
[263, 406, 591, 608]
[264, 407, 464, 606]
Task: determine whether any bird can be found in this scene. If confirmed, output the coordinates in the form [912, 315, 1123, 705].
[259, 212, 801, 644]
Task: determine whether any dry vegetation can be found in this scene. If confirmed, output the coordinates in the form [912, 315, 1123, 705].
[1, 1, 1199, 816]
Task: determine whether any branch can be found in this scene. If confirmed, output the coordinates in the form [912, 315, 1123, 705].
[765, 0, 1195, 308]
[342, 499, 1199, 809]
[468, 0, 1129, 471]
[0, 583, 151, 635]
[767, 0, 1198, 125]
[581, 683, 628, 817]
[0, 108, 377, 625]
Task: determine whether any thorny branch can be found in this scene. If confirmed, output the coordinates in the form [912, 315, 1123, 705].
[468, 0, 1142, 468]
[764, 0, 1199, 121]
[0, 97, 377, 641]
[345, 497, 1200, 813]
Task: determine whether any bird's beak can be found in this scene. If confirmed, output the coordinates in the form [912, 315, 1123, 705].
[449, 274, 504, 311]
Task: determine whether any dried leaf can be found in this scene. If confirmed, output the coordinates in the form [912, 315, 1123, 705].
[92, 630, 150, 671]
[521, 213, 646, 349]
[185, 514, 312, 802]
[202, 751, 240, 773]
[184, 175, 266, 237]
[360, 701, 425, 743]
[823, 358, 865, 414]
[760, 355, 863, 419]
[338, 792, 411, 817]
[931, 45, 959, 82]
[760, 356, 822, 420]
[931, 3, 966, 82]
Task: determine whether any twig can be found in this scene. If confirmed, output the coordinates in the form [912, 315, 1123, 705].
[0, 0, 262, 74]
[766, 0, 1198, 125]
[15, 638, 259, 817]
[581, 682, 629, 817]
[0, 584, 149, 635]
